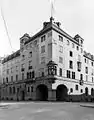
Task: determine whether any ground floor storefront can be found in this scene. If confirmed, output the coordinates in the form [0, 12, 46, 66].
[1, 78, 94, 102]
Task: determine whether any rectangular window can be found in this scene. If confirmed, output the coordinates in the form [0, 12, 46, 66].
[7, 69, 9, 74]
[59, 68, 62, 76]
[78, 55, 81, 61]
[41, 35, 46, 42]
[11, 76, 13, 82]
[11, 67, 13, 73]
[85, 67, 88, 74]
[22, 73, 24, 80]
[86, 75, 88, 81]
[69, 60, 73, 69]
[31, 86, 33, 92]
[16, 75, 18, 81]
[41, 45, 45, 53]
[92, 77, 94, 82]
[59, 45, 63, 53]
[48, 32, 52, 37]
[59, 35, 63, 42]
[48, 43, 52, 58]
[91, 62, 93, 66]
[22, 54, 25, 60]
[41, 57, 45, 64]
[59, 57, 63, 64]
[80, 74, 83, 80]
[72, 72, 75, 79]
[29, 51, 32, 57]
[6, 77, 8, 83]
[77, 62, 81, 72]
[75, 85, 78, 90]
[16, 66, 18, 71]
[70, 51, 73, 57]
[67, 70, 71, 78]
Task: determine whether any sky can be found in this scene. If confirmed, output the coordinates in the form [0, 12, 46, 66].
[0, 0, 94, 57]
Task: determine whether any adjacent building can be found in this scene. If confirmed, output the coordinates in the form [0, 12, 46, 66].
[1, 17, 94, 101]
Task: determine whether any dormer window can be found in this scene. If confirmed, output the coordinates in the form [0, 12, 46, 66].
[41, 35, 46, 42]
[77, 46, 79, 51]
[59, 35, 63, 42]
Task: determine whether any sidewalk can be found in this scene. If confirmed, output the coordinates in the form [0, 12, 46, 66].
[80, 103, 94, 108]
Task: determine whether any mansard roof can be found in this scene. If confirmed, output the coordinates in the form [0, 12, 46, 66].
[2, 50, 20, 64]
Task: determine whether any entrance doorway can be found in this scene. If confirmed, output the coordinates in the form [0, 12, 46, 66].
[36, 84, 48, 101]
[56, 84, 68, 101]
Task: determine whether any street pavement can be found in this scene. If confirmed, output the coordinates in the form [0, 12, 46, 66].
[0, 101, 94, 120]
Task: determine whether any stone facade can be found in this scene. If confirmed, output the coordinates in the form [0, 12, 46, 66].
[0, 17, 94, 101]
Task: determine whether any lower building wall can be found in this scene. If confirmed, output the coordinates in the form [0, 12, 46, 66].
[0, 78, 94, 102]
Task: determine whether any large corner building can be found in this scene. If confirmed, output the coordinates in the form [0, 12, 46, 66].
[1, 17, 94, 101]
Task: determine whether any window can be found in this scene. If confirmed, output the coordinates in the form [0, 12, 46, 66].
[85, 58, 86, 63]
[6, 77, 8, 83]
[22, 55, 25, 60]
[41, 45, 45, 53]
[75, 85, 78, 90]
[11, 67, 13, 73]
[41, 57, 45, 64]
[78, 55, 81, 61]
[80, 89, 83, 93]
[67, 40, 70, 45]
[48, 43, 52, 58]
[21, 64, 25, 71]
[11, 76, 13, 82]
[22, 73, 24, 80]
[41, 35, 46, 42]
[72, 72, 75, 79]
[13, 87, 15, 94]
[9, 87, 12, 94]
[42, 72, 44, 77]
[27, 87, 30, 92]
[7, 69, 9, 74]
[31, 86, 33, 92]
[59, 57, 63, 64]
[80, 74, 83, 80]
[77, 62, 81, 72]
[92, 77, 94, 82]
[59, 68, 62, 76]
[77, 46, 79, 51]
[28, 60, 32, 66]
[81, 48, 83, 53]
[85, 67, 88, 74]
[69, 60, 73, 69]
[86, 75, 88, 81]
[29, 51, 32, 57]
[59, 35, 63, 42]
[70, 88, 73, 93]
[32, 71, 35, 78]
[70, 51, 73, 57]
[2, 78, 5, 83]
[91, 62, 93, 66]
[72, 43, 75, 48]
[16, 66, 18, 71]
[67, 70, 71, 78]
[59, 45, 63, 53]
[16, 75, 18, 81]
[48, 32, 52, 37]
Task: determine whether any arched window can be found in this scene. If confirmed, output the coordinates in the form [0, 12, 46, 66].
[85, 87, 88, 96]
[75, 85, 78, 90]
